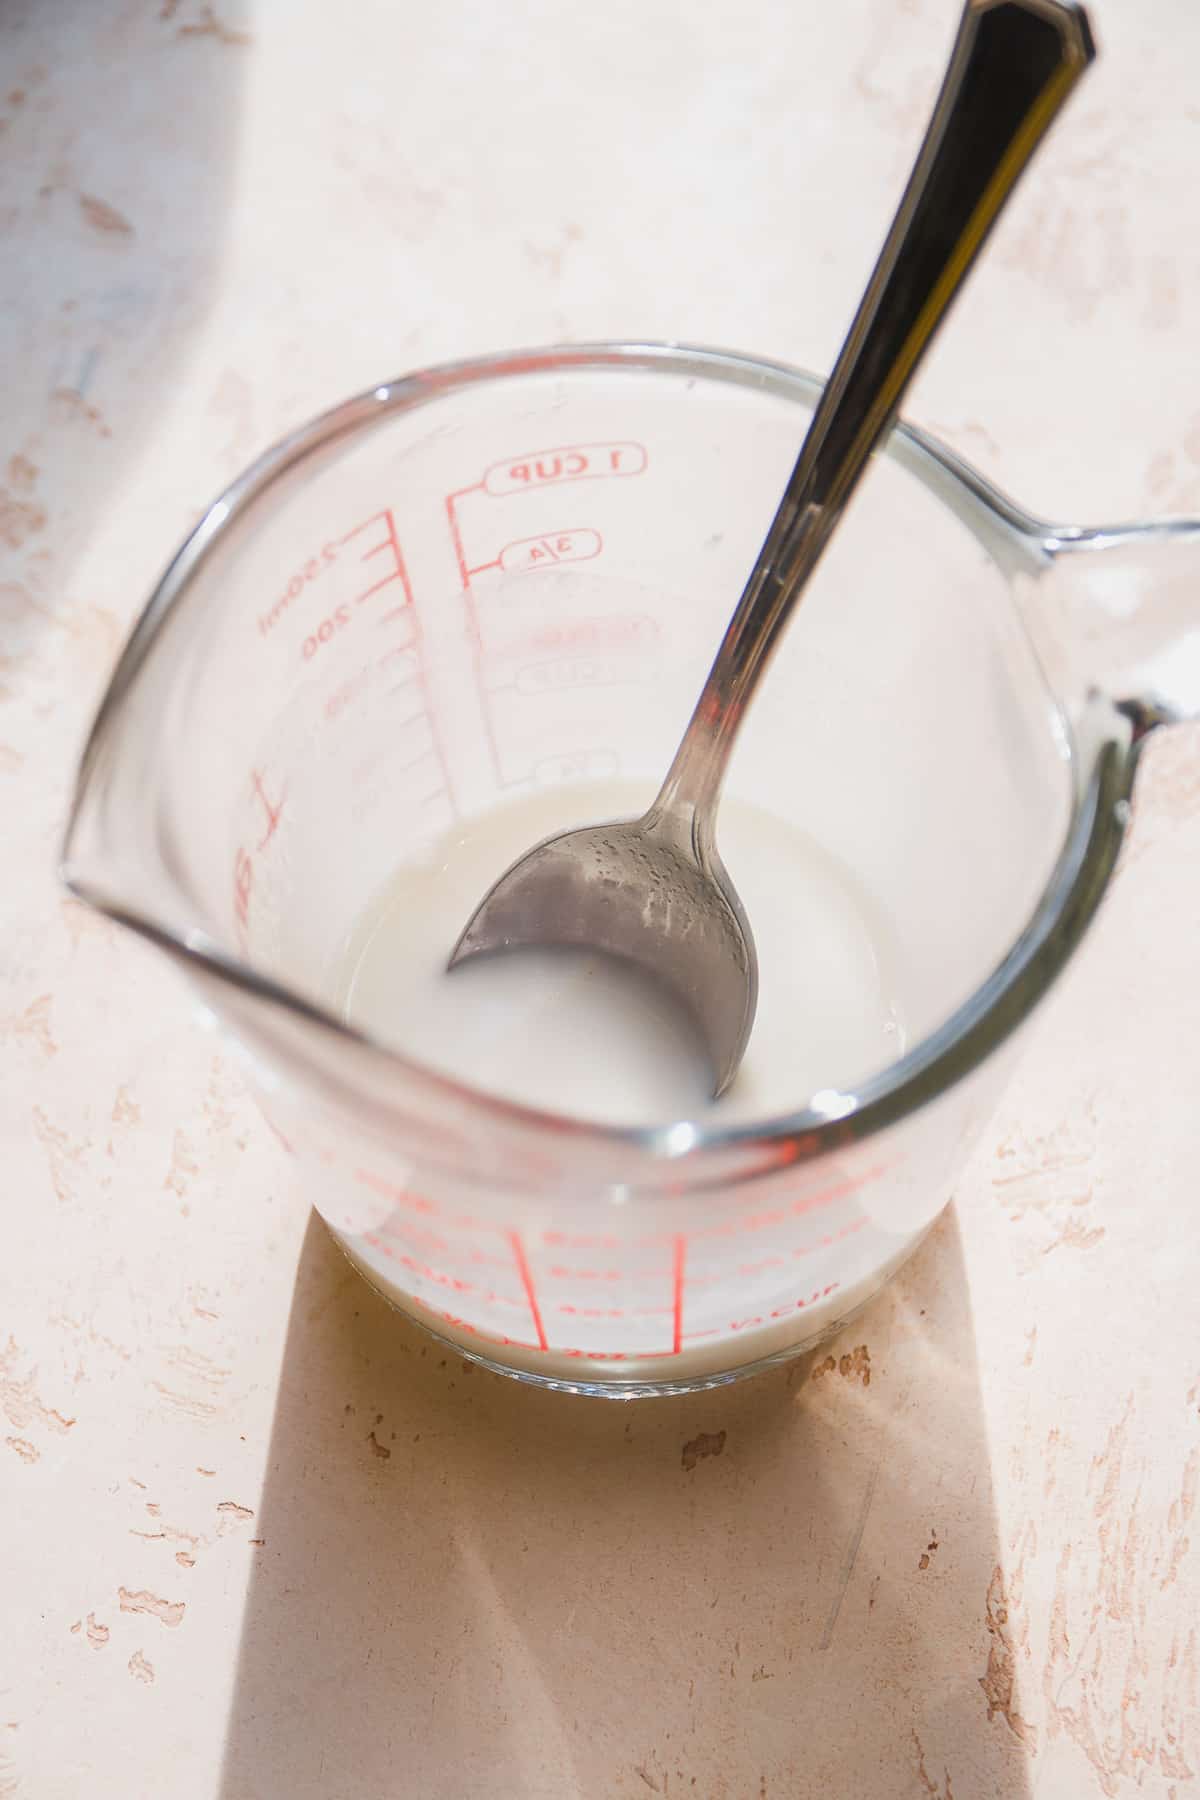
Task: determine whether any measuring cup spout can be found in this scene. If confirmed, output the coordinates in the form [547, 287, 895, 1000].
[1032, 518, 1200, 739]
[61, 719, 163, 932]
[60, 665, 196, 959]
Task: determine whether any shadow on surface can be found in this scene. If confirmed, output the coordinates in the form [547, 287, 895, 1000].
[219, 1208, 1033, 1799]
[1, 0, 245, 695]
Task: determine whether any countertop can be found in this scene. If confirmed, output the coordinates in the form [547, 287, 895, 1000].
[3, 1, 1199, 1794]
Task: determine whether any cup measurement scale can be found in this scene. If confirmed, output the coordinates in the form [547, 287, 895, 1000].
[224, 425, 900, 1375]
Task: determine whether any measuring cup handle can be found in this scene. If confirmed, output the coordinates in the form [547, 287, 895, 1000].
[658, 0, 1095, 825]
[1036, 520, 1200, 736]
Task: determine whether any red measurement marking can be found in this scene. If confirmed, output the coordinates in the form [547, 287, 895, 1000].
[392, 706, 431, 735]
[444, 484, 481, 591]
[482, 442, 646, 497]
[547, 1265, 631, 1283]
[543, 1230, 623, 1250]
[263, 1115, 294, 1155]
[353, 1168, 438, 1216]
[555, 1305, 629, 1320]
[493, 528, 602, 576]
[324, 665, 373, 722]
[258, 541, 342, 639]
[734, 1255, 786, 1278]
[365, 1235, 470, 1291]
[527, 613, 660, 654]
[671, 1235, 686, 1355]
[251, 506, 457, 813]
[432, 1311, 544, 1354]
[727, 1283, 841, 1334]
[448, 446, 645, 789]
[391, 747, 437, 781]
[232, 847, 252, 940]
[363, 1234, 523, 1308]
[333, 508, 458, 815]
[406, 1305, 813, 1363]
[250, 770, 285, 851]
[295, 511, 412, 663]
[783, 1170, 881, 1216]
[689, 1164, 889, 1241]
[373, 1216, 509, 1270]
[508, 1230, 548, 1351]
[326, 509, 459, 811]
[791, 1216, 869, 1257]
[513, 652, 656, 698]
[374, 1217, 454, 1255]
[447, 1212, 513, 1237]
[698, 1222, 863, 1278]
[258, 511, 412, 644]
[771, 1131, 824, 1167]
[341, 509, 409, 606]
[394, 1268, 854, 1362]
[549, 1181, 877, 1256]
[301, 605, 354, 660]
[446, 485, 505, 785]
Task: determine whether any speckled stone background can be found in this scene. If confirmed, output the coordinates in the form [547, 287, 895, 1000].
[2, 1, 1199, 1795]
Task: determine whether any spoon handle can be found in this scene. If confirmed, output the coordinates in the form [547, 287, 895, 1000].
[658, 0, 1095, 822]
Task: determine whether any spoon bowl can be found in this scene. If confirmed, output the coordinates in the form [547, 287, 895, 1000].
[449, 803, 756, 1096]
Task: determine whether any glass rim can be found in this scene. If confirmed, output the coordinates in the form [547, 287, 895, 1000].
[61, 340, 1135, 1176]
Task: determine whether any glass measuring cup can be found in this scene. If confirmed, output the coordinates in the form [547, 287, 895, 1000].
[63, 344, 1200, 1396]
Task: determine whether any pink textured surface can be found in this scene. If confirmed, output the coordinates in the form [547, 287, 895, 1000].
[2, 1, 1199, 1794]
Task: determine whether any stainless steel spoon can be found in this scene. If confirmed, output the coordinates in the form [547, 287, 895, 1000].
[450, 0, 1095, 1097]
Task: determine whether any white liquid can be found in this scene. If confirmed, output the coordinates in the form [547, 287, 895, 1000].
[331, 781, 907, 1127]
[328, 782, 917, 1384]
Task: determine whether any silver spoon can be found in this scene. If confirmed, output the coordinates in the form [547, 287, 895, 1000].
[449, 0, 1095, 1097]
